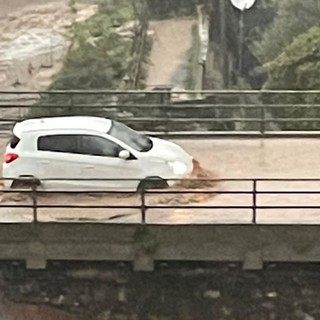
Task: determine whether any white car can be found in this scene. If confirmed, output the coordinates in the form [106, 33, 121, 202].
[3, 116, 193, 191]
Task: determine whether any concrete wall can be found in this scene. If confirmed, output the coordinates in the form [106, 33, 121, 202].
[1, 223, 320, 271]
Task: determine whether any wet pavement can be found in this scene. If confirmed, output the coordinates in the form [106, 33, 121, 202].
[1, 138, 320, 224]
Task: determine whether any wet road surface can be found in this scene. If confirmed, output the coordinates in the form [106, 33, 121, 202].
[1, 138, 320, 224]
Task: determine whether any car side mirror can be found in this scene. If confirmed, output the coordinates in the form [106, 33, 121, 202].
[119, 150, 130, 160]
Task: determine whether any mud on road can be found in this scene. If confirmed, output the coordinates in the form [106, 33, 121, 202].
[1, 138, 320, 223]
[0, 158, 218, 223]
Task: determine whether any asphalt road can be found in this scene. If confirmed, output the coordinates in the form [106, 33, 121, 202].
[1, 137, 320, 224]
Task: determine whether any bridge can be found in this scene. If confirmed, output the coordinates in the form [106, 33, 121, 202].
[1, 90, 320, 271]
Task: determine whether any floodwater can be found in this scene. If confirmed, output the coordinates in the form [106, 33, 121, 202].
[1, 138, 320, 224]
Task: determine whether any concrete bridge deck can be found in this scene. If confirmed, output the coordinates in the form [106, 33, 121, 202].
[1, 138, 320, 270]
[2, 223, 320, 271]
[1, 138, 320, 224]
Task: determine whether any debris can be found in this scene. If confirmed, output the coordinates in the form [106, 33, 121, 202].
[203, 290, 221, 299]
[150, 158, 218, 205]
[266, 292, 278, 298]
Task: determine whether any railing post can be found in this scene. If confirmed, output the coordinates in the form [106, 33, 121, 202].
[140, 188, 146, 224]
[31, 180, 38, 223]
[260, 104, 265, 136]
[68, 93, 74, 115]
[252, 179, 257, 224]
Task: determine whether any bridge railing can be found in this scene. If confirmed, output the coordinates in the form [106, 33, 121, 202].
[2, 177, 320, 224]
[1, 90, 320, 137]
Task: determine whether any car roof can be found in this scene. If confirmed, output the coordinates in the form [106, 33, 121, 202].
[13, 116, 112, 136]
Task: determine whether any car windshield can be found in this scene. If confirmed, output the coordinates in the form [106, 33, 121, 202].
[108, 121, 153, 152]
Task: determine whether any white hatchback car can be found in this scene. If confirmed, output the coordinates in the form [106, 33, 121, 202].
[3, 116, 193, 191]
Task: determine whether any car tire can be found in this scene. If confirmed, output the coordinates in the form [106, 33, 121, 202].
[11, 176, 41, 189]
[137, 177, 168, 194]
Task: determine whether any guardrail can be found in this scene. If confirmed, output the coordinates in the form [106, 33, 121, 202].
[3, 177, 320, 224]
[1, 90, 320, 137]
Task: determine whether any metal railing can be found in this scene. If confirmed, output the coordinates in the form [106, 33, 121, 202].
[1, 90, 320, 137]
[2, 178, 320, 224]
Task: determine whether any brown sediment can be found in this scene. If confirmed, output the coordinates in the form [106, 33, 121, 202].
[150, 159, 219, 205]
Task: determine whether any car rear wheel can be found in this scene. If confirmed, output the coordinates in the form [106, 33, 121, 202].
[11, 176, 41, 189]
[137, 177, 168, 194]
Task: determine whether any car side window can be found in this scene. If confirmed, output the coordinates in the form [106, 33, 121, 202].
[80, 135, 122, 157]
[38, 135, 80, 154]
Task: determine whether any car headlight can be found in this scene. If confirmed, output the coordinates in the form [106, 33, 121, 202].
[168, 161, 188, 175]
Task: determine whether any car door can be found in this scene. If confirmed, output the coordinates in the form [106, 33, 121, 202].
[77, 134, 145, 190]
[37, 134, 82, 190]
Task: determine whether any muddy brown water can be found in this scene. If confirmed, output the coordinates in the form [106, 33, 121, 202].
[1, 138, 320, 223]
[0, 0, 66, 15]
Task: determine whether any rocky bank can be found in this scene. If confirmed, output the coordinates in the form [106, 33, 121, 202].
[1, 262, 320, 320]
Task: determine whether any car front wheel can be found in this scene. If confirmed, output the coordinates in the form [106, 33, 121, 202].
[137, 177, 168, 194]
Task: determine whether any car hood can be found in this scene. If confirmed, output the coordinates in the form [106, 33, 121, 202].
[145, 137, 192, 164]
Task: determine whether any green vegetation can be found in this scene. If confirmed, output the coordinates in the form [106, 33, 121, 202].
[255, 0, 320, 84]
[30, 0, 152, 118]
[254, 0, 320, 64]
[51, 0, 135, 91]
[146, 0, 198, 19]
[262, 27, 320, 130]
[264, 26, 320, 91]
[252, 0, 320, 130]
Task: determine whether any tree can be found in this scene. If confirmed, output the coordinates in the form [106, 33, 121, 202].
[254, 0, 320, 64]
[264, 27, 320, 90]
[29, 0, 151, 118]
[262, 27, 320, 130]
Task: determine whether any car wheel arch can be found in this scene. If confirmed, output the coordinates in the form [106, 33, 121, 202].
[11, 175, 41, 189]
[136, 176, 169, 193]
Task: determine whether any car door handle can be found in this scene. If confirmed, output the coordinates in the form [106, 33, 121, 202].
[85, 165, 95, 169]
[40, 161, 50, 165]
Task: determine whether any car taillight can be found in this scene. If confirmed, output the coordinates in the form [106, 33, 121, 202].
[4, 153, 19, 164]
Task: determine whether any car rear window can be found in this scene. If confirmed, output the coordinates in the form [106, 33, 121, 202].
[9, 135, 20, 149]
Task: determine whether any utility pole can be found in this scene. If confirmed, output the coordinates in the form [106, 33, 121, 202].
[238, 10, 244, 75]
[219, 0, 229, 88]
[229, 0, 257, 131]
[229, 0, 257, 75]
